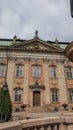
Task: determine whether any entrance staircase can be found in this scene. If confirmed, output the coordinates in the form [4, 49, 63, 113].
[26, 105, 55, 113]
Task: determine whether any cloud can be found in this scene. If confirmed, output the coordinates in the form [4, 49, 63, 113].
[0, 0, 73, 42]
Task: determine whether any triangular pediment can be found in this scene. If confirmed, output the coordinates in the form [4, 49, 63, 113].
[10, 38, 63, 53]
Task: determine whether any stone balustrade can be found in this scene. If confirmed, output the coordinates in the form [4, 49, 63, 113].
[0, 113, 73, 130]
[21, 116, 61, 130]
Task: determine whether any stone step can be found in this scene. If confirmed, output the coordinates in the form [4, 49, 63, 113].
[26, 106, 54, 113]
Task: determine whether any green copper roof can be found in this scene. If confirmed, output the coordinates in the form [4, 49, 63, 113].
[52, 43, 68, 49]
[0, 39, 68, 50]
[58, 44, 68, 49]
[0, 41, 12, 46]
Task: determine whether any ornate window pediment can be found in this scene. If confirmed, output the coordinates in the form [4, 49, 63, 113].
[29, 79, 45, 90]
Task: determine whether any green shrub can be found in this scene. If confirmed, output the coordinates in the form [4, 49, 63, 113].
[0, 87, 12, 118]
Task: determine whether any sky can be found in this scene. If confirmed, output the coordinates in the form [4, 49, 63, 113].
[0, 0, 73, 42]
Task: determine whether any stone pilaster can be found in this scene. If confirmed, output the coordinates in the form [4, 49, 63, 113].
[23, 58, 29, 104]
[57, 60, 67, 103]
[43, 59, 50, 104]
[7, 58, 15, 101]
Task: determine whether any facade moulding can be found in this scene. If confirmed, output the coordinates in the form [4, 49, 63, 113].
[57, 59, 65, 64]
[24, 58, 31, 62]
[43, 59, 49, 63]
[50, 81, 58, 85]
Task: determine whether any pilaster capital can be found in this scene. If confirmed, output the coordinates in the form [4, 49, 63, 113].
[57, 59, 64, 64]
[43, 59, 49, 63]
[24, 58, 30, 63]
[8, 57, 15, 62]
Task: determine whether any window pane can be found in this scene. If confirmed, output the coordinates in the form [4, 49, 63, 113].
[32, 66, 41, 78]
[66, 67, 72, 79]
[0, 65, 4, 77]
[52, 89, 58, 102]
[16, 65, 22, 77]
[18, 94, 21, 101]
[50, 66, 56, 78]
[14, 89, 22, 102]
[69, 89, 73, 102]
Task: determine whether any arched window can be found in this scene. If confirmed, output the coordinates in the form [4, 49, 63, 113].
[69, 89, 73, 102]
[14, 88, 23, 103]
[51, 88, 58, 102]
[65, 66, 72, 79]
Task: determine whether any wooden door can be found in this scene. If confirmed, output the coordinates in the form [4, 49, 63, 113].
[33, 91, 41, 106]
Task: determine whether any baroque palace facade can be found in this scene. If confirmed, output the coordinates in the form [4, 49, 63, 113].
[0, 31, 73, 110]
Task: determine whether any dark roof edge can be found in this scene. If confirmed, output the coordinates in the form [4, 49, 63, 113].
[47, 41, 69, 44]
[0, 38, 70, 44]
[0, 38, 26, 42]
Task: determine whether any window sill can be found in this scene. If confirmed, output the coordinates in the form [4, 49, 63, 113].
[33, 77, 41, 79]
[15, 76, 24, 78]
[66, 78, 73, 80]
[51, 102, 60, 104]
[68, 101, 73, 103]
[14, 102, 22, 104]
[50, 77, 58, 79]
[0, 76, 5, 78]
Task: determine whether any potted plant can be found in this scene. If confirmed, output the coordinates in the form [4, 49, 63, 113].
[62, 103, 68, 109]
[54, 107, 58, 112]
[20, 104, 26, 110]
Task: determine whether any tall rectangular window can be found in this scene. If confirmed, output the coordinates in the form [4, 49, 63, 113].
[32, 65, 41, 78]
[0, 65, 4, 77]
[50, 66, 56, 78]
[69, 89, 73, 102]
[16, 65, 22, 77]
[66, 66, 72, 79]
[52, 89, 58, 102]
[14, 89, 22, 102]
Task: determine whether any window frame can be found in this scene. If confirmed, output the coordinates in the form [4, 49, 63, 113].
[16, 65, 22, 77]
[50, 66, 56, 79]
[65, 66, 72, 79]
[0, 65, 4, 77]
[69, 89, 73, 102]
[51, 88, 58, 103]
[32, 65, 41, 78]
[14, 88, 23, 103]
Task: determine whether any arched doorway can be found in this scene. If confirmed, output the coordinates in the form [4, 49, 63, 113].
[33, 91, 41, 106]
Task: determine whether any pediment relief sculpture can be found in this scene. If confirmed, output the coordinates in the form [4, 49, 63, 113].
[11, 40, 63, 52]
[0, 38, 63, 53]
[23, 42, 50, 51]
